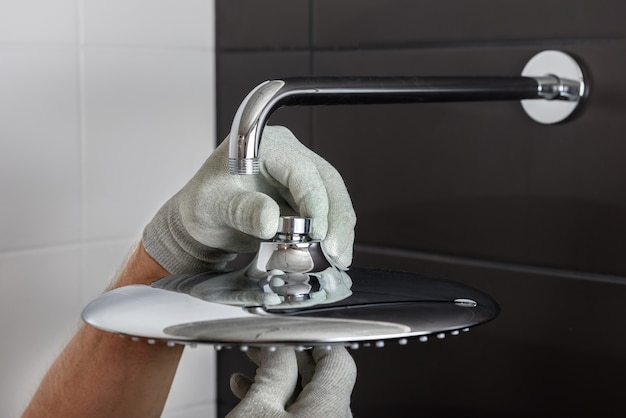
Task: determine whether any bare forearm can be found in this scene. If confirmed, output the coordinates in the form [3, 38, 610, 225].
[23, 243, 183, 418]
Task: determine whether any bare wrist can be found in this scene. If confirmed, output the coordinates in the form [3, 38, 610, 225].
[110, 241, 170, 289]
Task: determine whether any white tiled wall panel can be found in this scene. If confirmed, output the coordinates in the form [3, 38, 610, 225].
[0, 0, 77, 44]
[0, 1, 217, 417]
[82, 0, 214, 48]
[0, 46, 82, 252]
[163, 346, 217, 415]
[82, 47, 214, 240]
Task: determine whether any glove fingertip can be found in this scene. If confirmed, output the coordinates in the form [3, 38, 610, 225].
[308, 217, 328, 241]
[336, 252, 353, 270]
[321, 235, 354, 270]
[229, 373, 253, 400]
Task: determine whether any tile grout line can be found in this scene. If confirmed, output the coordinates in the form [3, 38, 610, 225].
[76, 0, 87, 300]
[0, 237, 139, 259]
[355, 243, 626, 285]
[216, 35, 624, 55]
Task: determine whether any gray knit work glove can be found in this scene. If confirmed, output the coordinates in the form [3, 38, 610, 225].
[227, 346, 356, 418]
[142, 126, 356, 274]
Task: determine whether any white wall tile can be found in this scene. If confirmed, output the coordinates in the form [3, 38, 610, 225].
[163, 402, 216, 418]
[0, 46, 82, 252]
[82, 0, 214, 48]
[0, 247, 83, 417]
[0, 0, 77, 44]
[82, 47, 215, 240]
[163, 346, 217, 418]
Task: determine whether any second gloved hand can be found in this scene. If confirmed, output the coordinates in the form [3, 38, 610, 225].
[143, 126, 356, 274]
[227, 346, 357, 418]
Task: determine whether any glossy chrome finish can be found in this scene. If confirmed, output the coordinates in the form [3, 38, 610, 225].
[149, 216, 351, 308]
[83, 266, 498, 347]
[228, 50, 588, 174]
[522, 50, 587, 124]
[229, 80, 285, 174]
[275, 215, 311, 242]
[83, 213, 499, 347]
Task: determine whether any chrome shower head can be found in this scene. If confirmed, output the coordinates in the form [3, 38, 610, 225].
[82, 216, 499, 350]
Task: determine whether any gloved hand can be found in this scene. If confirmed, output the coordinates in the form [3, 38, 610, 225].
[227, 346, 357, 418]
[143, 126, 356, 274]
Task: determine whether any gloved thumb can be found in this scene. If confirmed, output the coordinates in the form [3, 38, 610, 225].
[216, 190, 281, 240]
[185, 189, 281, 252]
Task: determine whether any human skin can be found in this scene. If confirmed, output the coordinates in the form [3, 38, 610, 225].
[22, 242, 182, 418]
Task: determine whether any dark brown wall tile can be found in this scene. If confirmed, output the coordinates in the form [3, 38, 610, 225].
[217, 0, 310, 50]
[313, 0, 625, 49]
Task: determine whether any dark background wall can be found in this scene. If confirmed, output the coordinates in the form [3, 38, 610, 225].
[214, 1, 626, 416]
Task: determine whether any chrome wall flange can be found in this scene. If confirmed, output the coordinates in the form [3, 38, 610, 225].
[521, 50, 588, 124]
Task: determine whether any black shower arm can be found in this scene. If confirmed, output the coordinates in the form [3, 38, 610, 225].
[228, 54, 587, 175]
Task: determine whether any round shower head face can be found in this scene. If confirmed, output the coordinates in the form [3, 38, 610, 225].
[83, 215, 498, 348]
[82, 267, 499, 350]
